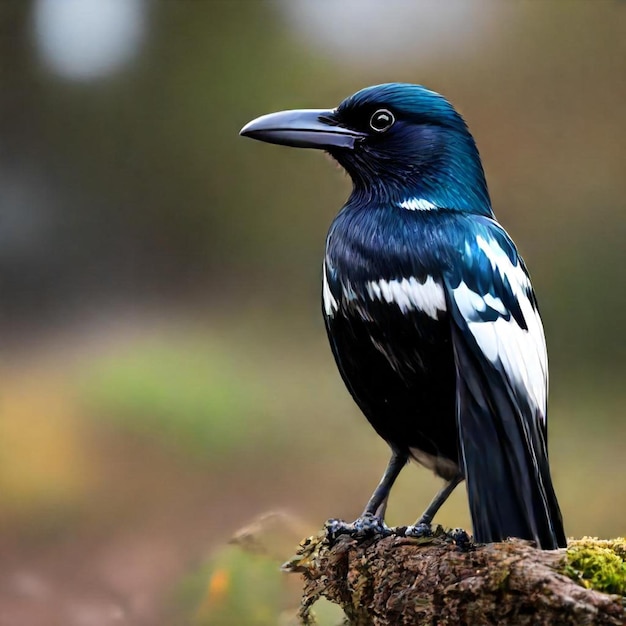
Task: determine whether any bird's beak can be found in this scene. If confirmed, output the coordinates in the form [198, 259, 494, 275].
[240, 109, 364, 150]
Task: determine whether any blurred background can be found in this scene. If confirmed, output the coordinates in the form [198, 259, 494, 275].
[1, 1, 625, 624]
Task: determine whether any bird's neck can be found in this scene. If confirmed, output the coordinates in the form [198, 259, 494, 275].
[343, 132, 493, 217]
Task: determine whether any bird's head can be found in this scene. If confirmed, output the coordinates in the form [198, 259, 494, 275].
[241, 83, 492, 216]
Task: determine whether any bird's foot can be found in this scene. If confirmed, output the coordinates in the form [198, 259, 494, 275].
[325, 513, 392, 541]
[446, 527, 473, 551]
[324, 516, 472, 550]
[403, 522, 433, 538]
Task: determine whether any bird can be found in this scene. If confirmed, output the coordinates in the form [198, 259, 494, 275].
[240, 83, 566, 549]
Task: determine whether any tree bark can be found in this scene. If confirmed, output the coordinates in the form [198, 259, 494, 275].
[283, 526, 626, 626]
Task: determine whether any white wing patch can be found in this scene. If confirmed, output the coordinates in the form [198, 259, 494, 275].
[398, 198, 438, 211]
[322, 259, 338, 317]
[453, 236, 548, 420]
[366, 276, 446, 319]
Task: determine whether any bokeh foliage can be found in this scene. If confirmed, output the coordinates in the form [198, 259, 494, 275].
[0, 2, 624, 624]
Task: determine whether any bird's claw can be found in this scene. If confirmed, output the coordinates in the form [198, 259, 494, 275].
[325, 517, 472, 550]
[325, 513, 392, 541]
[446, 527, 472, 550]
[403, 522, 433, 538]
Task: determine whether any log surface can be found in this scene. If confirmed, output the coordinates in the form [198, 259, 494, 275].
[284, 527, 626, 625]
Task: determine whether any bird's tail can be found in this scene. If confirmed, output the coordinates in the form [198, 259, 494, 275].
[454, 333, 566, 549]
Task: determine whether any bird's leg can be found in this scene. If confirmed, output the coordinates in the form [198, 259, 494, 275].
[326, 450, 408, 540]
[362, 449, 408, 517]
[407, 473, 464, 537]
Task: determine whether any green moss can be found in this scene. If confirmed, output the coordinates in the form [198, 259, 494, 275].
[564, 537, 626, 596]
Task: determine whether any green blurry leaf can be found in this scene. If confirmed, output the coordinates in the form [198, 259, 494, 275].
[180, 545, 284, 626]
[79, 337, 267, 458]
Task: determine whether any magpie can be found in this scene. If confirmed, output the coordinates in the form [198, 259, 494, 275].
[240, 83, 566, 549]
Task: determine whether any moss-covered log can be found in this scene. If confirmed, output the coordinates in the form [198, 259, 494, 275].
[283, 525, 626, 625]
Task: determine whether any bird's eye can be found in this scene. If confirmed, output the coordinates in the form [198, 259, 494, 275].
[369, 109, 395, 133]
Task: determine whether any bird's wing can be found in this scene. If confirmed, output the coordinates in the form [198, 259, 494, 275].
[443, 220, 565, 548]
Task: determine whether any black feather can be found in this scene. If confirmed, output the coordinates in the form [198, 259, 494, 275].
[448, 301, 566, 549]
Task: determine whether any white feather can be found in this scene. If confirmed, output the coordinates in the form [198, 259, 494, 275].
[322, 259, 338, 317]
[398, 198, 438, 211]
[453, 236, 548, 421]
[366, 276, 446, 319]
[366, 281, 382, 300]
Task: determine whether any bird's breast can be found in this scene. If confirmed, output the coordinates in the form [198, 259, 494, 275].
[323, 209, 450, 324]
[321, 207, 459, 459]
